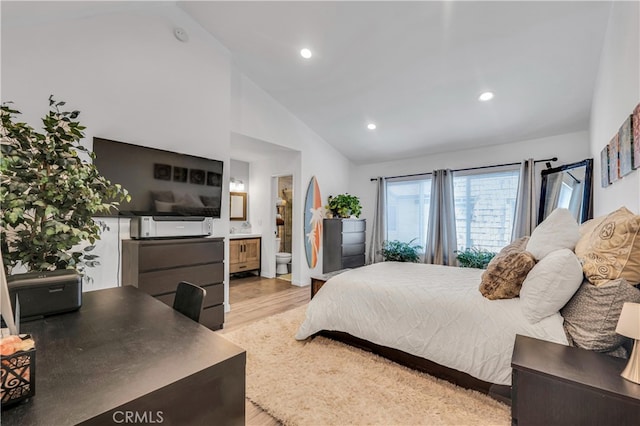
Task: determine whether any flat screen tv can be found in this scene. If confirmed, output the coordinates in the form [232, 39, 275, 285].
[92, 138, 223, 218]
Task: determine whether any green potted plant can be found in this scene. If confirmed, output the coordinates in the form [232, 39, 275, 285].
[455, 247, 496, 269]
[380, 239, 422, 263]
[0, 96, 130, 282]
[326, 193, 362, 218]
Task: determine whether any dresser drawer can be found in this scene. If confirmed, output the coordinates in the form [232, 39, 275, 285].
[138, 263, 224, 296]
[342, 254, 365, 268]
[342, 243, 365, 257]
[138, 239, 224, 271]
[342, 220, 366, 233]
[342, 232, 365, 245]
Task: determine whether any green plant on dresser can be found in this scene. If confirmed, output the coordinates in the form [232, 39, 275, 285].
[326, 193, 362, 218]
[0, 96, 130, 275]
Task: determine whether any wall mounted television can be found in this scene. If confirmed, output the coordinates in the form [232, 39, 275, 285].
[92, 138, 223, 218]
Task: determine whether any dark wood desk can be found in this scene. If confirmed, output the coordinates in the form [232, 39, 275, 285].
[512, 335, 640, 425]
[1, 286, 245, 425]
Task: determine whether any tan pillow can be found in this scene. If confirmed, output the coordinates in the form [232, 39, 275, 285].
[486, 236, 529, 268]
[574, 215, 606, 255]
[576, 207, 640, 286]
[480, 251, 537, 300]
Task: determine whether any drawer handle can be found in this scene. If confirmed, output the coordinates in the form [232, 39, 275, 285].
[239, 265, 246, 269]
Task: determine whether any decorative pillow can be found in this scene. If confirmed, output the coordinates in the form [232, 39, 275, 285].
[200, 195, 220, 207]
[561, 278, 640, 352]
[150, 190, 174, 203]
[173, 192, 205, 208]
[520, 248, 583, 324]
[574, 215, 606, 256]
[154, 200, 176, 212]
[526, 208, 580, 260]
[484, 236, 529, 270]
[575, 207, 640, 286]
[479, 251, 537, 300]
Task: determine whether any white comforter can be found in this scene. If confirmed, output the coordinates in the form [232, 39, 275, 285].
[296, 262, 569, 385]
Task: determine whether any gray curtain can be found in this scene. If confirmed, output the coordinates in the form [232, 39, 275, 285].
[367, 177, 387, 264]
[424, 169, 457, 266]
[512, 158, 536, 240]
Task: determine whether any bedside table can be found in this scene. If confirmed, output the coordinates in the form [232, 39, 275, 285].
[511, 335, 640, 425]
[310, 269, 351, 299]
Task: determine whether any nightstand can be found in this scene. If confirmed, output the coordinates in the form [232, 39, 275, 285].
[310, 268, 351, 299]
[511, 335, 640, 425]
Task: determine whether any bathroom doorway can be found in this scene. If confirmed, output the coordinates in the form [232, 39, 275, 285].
[275, 175, 293, 281]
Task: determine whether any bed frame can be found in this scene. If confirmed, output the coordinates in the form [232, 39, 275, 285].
[318, 330, 512, 405]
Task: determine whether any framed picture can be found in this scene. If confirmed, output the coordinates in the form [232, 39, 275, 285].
[633, 103, 640, 169]
[600, 146, 609, 188]
[173, 166, 188, 183]
[207, 171, 222, 187]
[619, 115, 633, 177]
[153, 163, 172, 181]
[608, 133, 619, 184]
[189, 169, 205, 185]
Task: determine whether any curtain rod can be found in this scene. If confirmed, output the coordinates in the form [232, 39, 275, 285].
[369, 157, 558, 181]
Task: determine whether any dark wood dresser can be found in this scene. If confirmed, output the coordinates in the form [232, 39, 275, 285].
[122, 237, 225, 330]
[322, 218, 366, 273]
[511, 335, 640, 425]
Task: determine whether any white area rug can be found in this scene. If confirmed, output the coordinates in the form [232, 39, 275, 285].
[222, 305, 510, 426]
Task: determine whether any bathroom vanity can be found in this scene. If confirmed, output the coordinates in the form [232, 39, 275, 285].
[229, 234, 261, 275]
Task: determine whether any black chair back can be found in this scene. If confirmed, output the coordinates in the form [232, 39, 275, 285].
[173, 281, 207, 323]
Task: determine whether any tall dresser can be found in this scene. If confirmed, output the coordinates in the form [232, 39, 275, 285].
[323, 218, 366, 273]
[122, 237, 225, 330]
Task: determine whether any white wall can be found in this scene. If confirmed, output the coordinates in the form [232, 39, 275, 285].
[350, 131, 591, 258]
[231, 70, 352, 286]
[1, 4, 234, 303]
[589, 1, 640, 216]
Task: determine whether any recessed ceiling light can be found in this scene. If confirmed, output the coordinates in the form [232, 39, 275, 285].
[367, 123, 377, 130]
[300, 48, 312, 59]
[479, 92, 494, 102]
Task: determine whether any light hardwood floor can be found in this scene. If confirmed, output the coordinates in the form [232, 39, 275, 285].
[219, 275, 310, 425]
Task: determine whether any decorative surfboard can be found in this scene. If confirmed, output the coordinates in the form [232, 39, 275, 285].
[304, 176, 323, 268]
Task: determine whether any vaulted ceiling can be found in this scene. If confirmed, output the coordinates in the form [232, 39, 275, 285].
[180, 1, 612, 164]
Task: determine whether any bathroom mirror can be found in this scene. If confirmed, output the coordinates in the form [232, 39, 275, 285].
[230, 192, 247, 221]
[538, 158, 593, 225]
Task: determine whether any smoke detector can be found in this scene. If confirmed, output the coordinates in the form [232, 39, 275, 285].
[174, 27, 189, 42]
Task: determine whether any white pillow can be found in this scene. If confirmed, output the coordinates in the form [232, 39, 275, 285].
[154, 200, 175, 212]
[173, 191, 205, 207]
[520, 248, 583, 324]
[526, 208, 579, 260]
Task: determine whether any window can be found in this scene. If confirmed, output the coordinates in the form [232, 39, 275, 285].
[453, 168, 520, 252]
[384, 167, 520, 254]
[385, 177, 431, 247]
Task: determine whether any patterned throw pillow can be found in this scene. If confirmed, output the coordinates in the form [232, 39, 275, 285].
[575, 207, 640, 286]
[561, 278, 640, 352]
[480, 251, 537, 300]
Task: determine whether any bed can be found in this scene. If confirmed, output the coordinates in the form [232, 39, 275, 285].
[296, 207, 640, 403]
[296, 262, 567, 398]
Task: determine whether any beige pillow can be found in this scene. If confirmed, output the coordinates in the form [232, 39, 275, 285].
[576, 207, 640, 286]
[574, 215, 606, 255]
[526, 208, 580, 260]
[480, 251, 537, 300]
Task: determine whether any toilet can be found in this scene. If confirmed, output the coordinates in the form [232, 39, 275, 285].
[275, 238, 291, 275]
